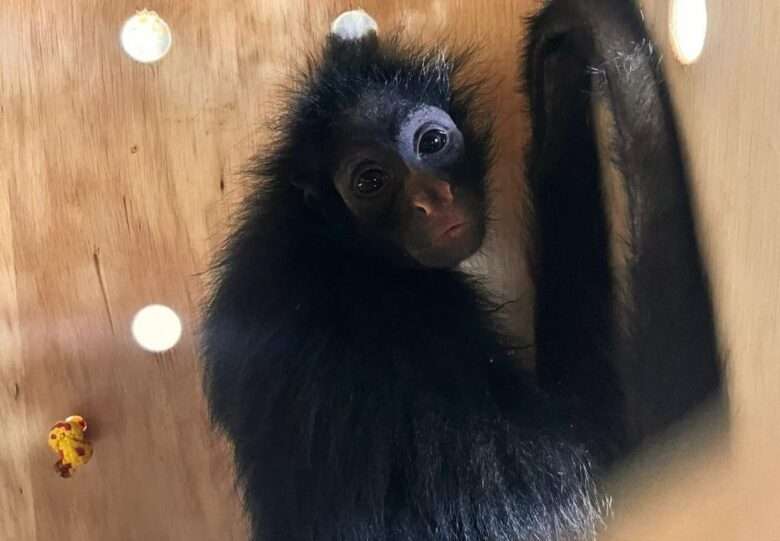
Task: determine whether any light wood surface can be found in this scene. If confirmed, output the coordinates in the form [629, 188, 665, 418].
[604, 0, 780, 538]
[0, 2, 536, 539]
[1, 1, 777, 540]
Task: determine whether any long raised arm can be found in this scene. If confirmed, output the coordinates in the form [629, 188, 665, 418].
[525, 0, 722, 450]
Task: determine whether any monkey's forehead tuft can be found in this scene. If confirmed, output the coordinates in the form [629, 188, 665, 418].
[312, 36, 457, 109]
[335, 92, 433, 137]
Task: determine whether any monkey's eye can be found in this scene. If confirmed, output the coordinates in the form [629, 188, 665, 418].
[353, 167, 389, 197]
[416, 128, 449, 156]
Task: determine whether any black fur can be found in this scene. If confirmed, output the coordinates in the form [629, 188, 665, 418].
[202, 1, 722, 539]
[524, 0, 721, 445]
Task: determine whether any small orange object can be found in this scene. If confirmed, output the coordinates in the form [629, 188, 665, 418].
[47, 415, 93, 478]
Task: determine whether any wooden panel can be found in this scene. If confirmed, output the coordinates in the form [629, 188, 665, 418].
[2, 0, 778, 539]
[603, 0, 780, 538]
[0, 1, 538, 539]
[640, 0, 780, 446]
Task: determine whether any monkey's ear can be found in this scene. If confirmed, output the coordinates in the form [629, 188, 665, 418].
[329, 10, 379, 42]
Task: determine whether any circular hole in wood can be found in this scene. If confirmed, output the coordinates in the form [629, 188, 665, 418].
[120, 10, 172, 64]
[132, 304, 182, 352]
[669, 0, 708, 65]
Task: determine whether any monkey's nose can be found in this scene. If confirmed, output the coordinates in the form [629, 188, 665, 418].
[410, 178, 455, 216]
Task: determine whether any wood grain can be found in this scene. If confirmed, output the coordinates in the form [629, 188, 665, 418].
[603, 0, 780, 538]
[1, 0, 778, 539]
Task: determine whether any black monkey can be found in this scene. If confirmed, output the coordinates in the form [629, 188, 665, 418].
[202, 2, 721, 540]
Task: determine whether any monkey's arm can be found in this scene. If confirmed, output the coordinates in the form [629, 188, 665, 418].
[525, 0, 722, 451]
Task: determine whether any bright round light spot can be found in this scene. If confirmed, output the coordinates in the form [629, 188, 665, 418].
[131, 304, 182, 352]
[330, 10, 379, 40]
[669, 0, 708, 65]
[120, 10, 172, 64]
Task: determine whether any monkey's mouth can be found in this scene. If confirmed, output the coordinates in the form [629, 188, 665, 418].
[408, 220, 482, 268]
[441, 222, 466, 238]
[432, 217, 468, 242]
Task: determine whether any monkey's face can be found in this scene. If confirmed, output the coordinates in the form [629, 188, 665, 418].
[333, 105, 487, 269]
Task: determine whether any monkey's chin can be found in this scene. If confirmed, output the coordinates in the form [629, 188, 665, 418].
[411, 224, 484, 269]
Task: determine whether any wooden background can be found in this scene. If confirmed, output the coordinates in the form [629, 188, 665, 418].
[1, 1, 777, 539]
